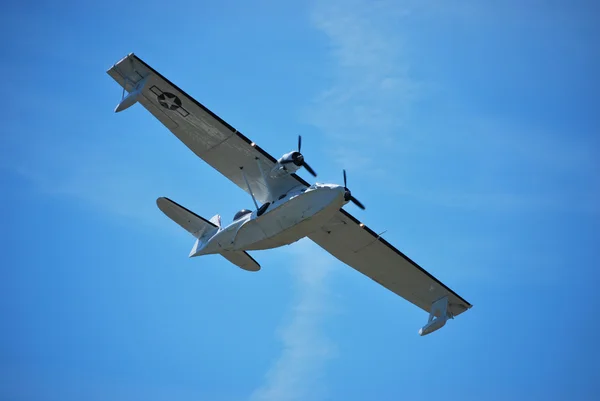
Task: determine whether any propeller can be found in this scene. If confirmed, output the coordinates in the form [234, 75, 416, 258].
[280, 135, 317, 177]
[343, 169, 365, 210]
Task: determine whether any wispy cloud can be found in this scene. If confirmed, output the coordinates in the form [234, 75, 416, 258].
[250, 239, 337, 401]
[7, 143, 162, 225]
[1, 131, 191, 235]
[391, 115, 600, 214]
[308, 0, 420, 176]
[307, 0, 600, 215]
[249, 6, 407, 397]
[15, 164, 162, 225]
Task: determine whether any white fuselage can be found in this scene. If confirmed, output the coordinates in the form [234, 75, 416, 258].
[191, 183, 347, 256]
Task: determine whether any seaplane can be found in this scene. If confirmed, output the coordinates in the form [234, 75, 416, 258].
[107, 53, 472, 335]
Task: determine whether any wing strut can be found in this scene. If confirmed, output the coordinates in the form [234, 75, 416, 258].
[241, 166, 270, 217]
[240, 167, 259, 209]
[255, 157, 275, 202]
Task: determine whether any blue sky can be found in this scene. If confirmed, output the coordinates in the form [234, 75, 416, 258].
[1, 0, 599, 400]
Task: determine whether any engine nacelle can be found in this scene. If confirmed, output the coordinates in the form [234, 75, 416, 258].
[270, 151, 302, 178]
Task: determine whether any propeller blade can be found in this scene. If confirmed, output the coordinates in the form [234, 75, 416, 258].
[298, 135, 302, 153]
[350, 196, 366, 210]
[342, 170, 365, 209]
[302, 161, 317, 177]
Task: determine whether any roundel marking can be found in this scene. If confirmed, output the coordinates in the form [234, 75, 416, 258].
[157, 92, 182, 110]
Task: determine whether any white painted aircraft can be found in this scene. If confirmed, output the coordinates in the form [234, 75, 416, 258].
[107, 53, 471, 335]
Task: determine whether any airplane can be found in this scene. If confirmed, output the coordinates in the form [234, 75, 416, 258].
[107, 53, 472, 336]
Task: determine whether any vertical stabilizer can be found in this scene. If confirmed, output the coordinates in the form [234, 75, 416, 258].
[209, 214, 222, 228]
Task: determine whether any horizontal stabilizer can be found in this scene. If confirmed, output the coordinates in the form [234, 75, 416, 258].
[156, 197, 218, 239]
[221, 251, 261, 272]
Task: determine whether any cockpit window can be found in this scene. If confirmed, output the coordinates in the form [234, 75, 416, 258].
[233, 209, 252, 220]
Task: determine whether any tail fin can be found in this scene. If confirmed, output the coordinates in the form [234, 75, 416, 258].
[209, 214, 221, 228]
[157, 197, 260, 271]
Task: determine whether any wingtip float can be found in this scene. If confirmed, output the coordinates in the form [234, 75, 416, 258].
[114, 76, 147, 112]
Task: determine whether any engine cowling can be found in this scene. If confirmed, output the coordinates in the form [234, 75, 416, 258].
[269, 136, 317, 178]
[270, 151, 302, 178]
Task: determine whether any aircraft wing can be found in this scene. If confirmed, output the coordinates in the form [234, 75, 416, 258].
[308, 209, 472, 320]
[106, 53, 308, 203]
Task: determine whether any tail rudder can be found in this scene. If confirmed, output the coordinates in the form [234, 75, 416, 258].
[157, 198, 260, 270]
[209, 214, 222, 229]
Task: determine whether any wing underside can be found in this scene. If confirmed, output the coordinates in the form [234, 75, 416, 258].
[106, 53, 308, 203]
[308, 209, 472, 318]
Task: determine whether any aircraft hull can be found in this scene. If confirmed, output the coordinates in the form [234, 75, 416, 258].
[197, 185, 346, 254]
[237, 188, 345, 251]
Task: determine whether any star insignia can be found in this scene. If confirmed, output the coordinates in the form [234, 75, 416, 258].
[157, 92, 182, 110]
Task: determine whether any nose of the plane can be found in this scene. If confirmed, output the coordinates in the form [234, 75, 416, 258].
[333, 185, 348, 199]
[314, 184, 347, 201]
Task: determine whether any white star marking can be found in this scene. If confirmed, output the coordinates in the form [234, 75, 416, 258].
[160, 93, 178, 109]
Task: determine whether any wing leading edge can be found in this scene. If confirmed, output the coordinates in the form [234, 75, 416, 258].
[106, 53, 309, 203]
[308, 209, 472, 325]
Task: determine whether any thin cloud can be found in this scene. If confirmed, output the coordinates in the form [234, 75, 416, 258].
[308, 0, 421, 175]
[307, 0, 600, 215]
[250, 4, 411, 398]
[11, 149, 166, 228]
[250, 240, 338, 401]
